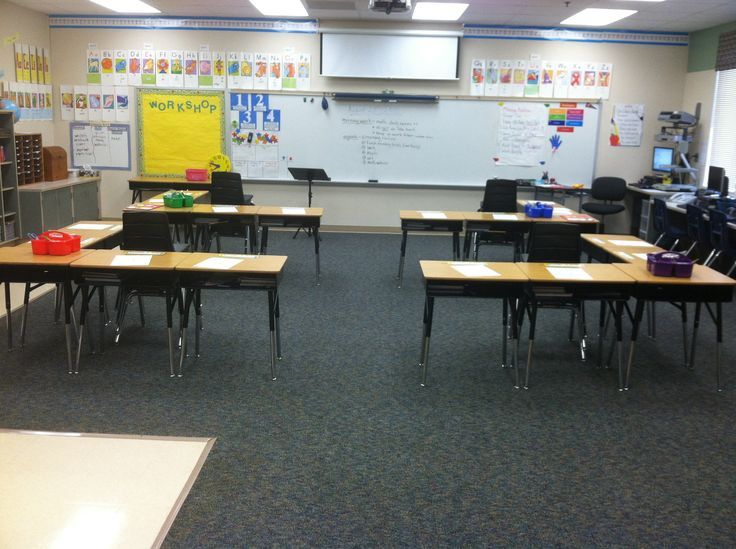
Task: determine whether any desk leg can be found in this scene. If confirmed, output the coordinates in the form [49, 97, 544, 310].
[314, 227, 321, 286]
[166, 293, 176, 378]
[179, 289, 194, 376]
[63, 281, 74, 374]
[524, 300, 538, 390]
[452, 231, 460, 261]
[420, 296, 435, 387]
[194, 289, 202, 358]
[74, 285, 90, 375]
[679, 302, 688, 367]
[98, 287, 106, 355]
[625, 299, 646, 389]
[463, 230, 472, 260]
[716, 302, 723, 392]
[274, 289, 282, 360]
[689, 301, 701, 370]
[260, 227, 270, 255]
[19, 283, 31, 348]
[509, 297, 520, 390]
[597, 300, 606, 369]
[501, 298, 508, 369]
[614, 300, 624, 392]
[397, 230, 408, 288]
[268, 289, 277, 381]
[5, 282, 13, 351]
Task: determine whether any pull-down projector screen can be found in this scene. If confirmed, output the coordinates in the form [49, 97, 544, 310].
[320, 32, 460, 80]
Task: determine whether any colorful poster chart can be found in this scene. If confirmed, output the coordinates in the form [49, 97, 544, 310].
[610, 103, 644, 147]
[525, 61, 540, 97]
[36, 49, 44, 83]
[170, 51, 184, 87]
[156, 51, 170, 87]
[60, 85, 74, 120]
[229, 92, 281, 178]
[241, 52, 254, 90]
[102, 85, 116, 122]
[114, 50, 127, 86]
[548, 103, 585, 132]
[554, 63, 569, 99]
[42, 48, 51, 84]
[74, 85, 89, 121]
[70, 122, 131, 170]
[485, 60, 499, 97]
[87, 49, 101, 84]
[14, 43, 24, 82]
[88, 85, 102, 121]
[540, 62, 554, 97]
[282, 54, 297, 90]
[128, 50, 141, 86]
[268, 54, 282, 91]
[22, 45, 31, 83]
[498, 60, 513, 97]
[469, 59, 485, 96]
[511, 60, 526, 97]
[227, 52, 242, 89]
[115, 86, 130, 122]
[212, 52, 226, 89]
[597, 63, 612, 100]
[569, 63, 583, 96]
[198, 51, 213, 87]
[496, 102, 546, 166]
[29, 46, 37, 84]
[582, 62, 598, 98]
[141, 50, 156, 86]
[254, 53, 268, 90]
[297, 53, 311, 91]
[101, 49, 114, 85]
[184, 51, 198, 89]
[137, 89, 225, 176]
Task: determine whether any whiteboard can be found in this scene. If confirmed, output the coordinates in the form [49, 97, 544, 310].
[228, 94, 600, 187]
[70, 123, 131, 170]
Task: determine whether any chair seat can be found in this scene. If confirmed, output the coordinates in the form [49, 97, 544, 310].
[581, 202, 625, 216]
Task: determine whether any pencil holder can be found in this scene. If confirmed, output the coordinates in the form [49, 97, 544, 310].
[646, 252, 694, 278]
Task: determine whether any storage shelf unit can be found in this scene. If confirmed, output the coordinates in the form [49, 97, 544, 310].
[0, 111, 21, 243]
[15, 133, 44, 185]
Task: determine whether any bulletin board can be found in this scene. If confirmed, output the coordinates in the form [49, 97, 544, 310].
[137, 89, 225, 177]
[70, 122, 131, 170]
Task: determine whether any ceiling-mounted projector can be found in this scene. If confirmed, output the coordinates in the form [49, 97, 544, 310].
[369, 0, 412, 15]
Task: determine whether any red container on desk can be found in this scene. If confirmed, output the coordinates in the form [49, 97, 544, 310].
[31, 231, 81, 256]
[185, 168, 208, 181]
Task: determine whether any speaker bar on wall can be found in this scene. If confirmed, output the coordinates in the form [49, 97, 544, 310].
[332, 93, 439, 103]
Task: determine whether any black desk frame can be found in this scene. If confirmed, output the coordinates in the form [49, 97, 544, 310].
[398, 218, 463, 288]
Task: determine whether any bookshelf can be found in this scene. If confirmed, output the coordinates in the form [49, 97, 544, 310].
[0, 111, 22, 243]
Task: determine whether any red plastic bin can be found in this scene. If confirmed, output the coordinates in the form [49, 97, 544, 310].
[185, 168, 208, 181]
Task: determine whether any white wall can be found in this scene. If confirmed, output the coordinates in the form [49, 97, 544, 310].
[48, 21, 689, 226]
[682, 69, 717, 183]
[0, 0, 54, 143]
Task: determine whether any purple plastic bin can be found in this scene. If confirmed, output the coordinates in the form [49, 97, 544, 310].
[647, 252, 694, 278]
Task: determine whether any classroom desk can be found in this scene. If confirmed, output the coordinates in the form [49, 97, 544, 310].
[581, 233, 664, 264]
[70, 250, 191, 376]
[515, 262, 636, 390]
[531, 185, 589, 210]
[175, 253, 287, 380]
[128, 176, 212, 203]
[0, 246, 93, 371]
[257, 206, 323, 285]
[398, 210, 465, 288]
[418, 260, 528, 388]
[613, 262, 735, 391]
[62, 220, 124, 249]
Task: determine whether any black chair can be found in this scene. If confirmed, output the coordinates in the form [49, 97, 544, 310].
[194, 171, 256, 253]
[581, 177, 626, 233]
[470, 179, 521, 260]
[685, 204, 710, 259]
[651, 198, 687, 250]
[521, 223, 589, 387]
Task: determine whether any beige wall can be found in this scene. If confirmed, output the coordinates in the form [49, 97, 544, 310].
[0, 0, 54, 143]
[48, 22, 689, 226]
[682, 69, 717, 184]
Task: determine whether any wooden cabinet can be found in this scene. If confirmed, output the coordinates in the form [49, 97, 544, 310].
[19, 177, 101, 235]
[0, 111, 21, 243]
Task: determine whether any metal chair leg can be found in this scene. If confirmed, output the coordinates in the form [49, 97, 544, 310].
[137, 295, 146, 327]
[19, 283, 31, 348]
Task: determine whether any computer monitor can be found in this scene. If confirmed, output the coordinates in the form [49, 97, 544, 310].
[707, 166, 726, 193]
[652, 146, 675, 173]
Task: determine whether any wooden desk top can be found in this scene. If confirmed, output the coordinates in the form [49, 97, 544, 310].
[517, 262, 635, 284]
[129, 176, 212, 185]
[582, 234, 664, 263]
[175, 253, 287, 274]
[16, 176, 101, 193]
[59, 221, 124, 247]
[148, 190, 210, 201]
[193, 204, 259, 216]
[613, 263, 736, 286]
[420, 260, 527, 281]
[400, 210, 465, 221]
[70, 250, 191, 270]
[464, 211, 598, 224]
[0, 246, 92, 266]
[258, 206, 324, 217]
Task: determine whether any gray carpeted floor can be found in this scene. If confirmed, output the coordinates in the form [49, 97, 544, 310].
[1, 231, 735, 547]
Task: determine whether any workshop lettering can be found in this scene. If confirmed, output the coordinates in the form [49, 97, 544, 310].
[147, 98, 218, 113]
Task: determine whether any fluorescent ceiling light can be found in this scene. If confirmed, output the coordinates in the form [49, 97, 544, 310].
[89, 0, 160, 13]
[249, 0, 308, 17]
[561, 8, 637, 27]
[413, 2, 469, 21]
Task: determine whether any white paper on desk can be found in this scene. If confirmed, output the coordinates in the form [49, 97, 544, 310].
[553, 208, 572, 215]
[193, 257, 242, 270]
[80, 238, 96, 246]
[111, 255, 152, 266]
[149, 198, 164, 203]
[634, 253, 650, 261]
[221, 254, 257, 259]
[546, 266, 593, 280]
[68, 223, 112, 230]
[452, 263, 501, 277]
[282, 207, 306, 215]
[609, 240, 651, 247]
[617, 252, 634, 261]
[492, 213, 518, 220]
[212, 206, 238, 213]
[420, 211, 446, 219]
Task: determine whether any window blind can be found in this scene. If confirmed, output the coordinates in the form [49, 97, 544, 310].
[708, 68, 736, 193]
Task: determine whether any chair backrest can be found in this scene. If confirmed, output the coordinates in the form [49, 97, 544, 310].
[709, 209, 729, 252]
[122, 211, 175, 252]
[211, 171, 246, 205]
[651, 198, 667, 233]
[591, 177, 626, 202]
[480, 179, 518, 212]
[685, 204, 709, 242]
[527, 223, 582, 263]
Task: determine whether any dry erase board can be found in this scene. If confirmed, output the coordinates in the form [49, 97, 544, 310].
[70, 123, 131, 170]
[228, 93, 601, 187]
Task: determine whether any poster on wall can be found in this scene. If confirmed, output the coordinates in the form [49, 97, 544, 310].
[569, 63, 583, 97]
[141, 50, 156, 86]
[170, 51, 184, 88]
[114, 50, 128, 86]
[101, 49, 114, 85]
[469, 59, 485, 96]
[102, 85, 116, 122]
[597, 63, 613, 100]
[498, 60, 513, 96]
[88, 85, 102, 121]
[198, 51, 213, 87]
[42, 48, 51, 84]
[268, 54, 282, 91]
[484, 60, 499, 97]
[128, 50, 141, 86]
[610, 103, 644, 147]
[282, 53, 297, 90]
[229, 92, 281, 179]
[241, 52, 254, 90]
[227, 52, 242, 89]
[156, 50, 170, 87]
[496, 102, 547, 166]
[60, 84, 74, 120]
[115, 86, 130, 122]
[212, 52, 226, 89]
[184, 51, 198, 89]
[554, 62, 569, 99]
[254, 53, 268, 90]
[74, 85, 89, 120]
[86, 49, 101, 84]
[297, 53, 311, 91]
[540, 62, 555, 97]
[14, 43, 24, 82]
[525, 61, 540, 97]
[582, 62, 598, 99]
[511, 60, 526, 97]
[29, 46, 38, 84]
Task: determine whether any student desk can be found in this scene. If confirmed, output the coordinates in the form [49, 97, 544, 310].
[613, 262, 735, 391]
[581, 233, 664, 264]
[70, 250, 191, 376]
[257, 207, 323, 285]
[0, 246, 93, 371]
[175, 253, 287, 380]
[398, 210, 465, 288]
[62, 220, 124, 249]
[418, 260, 528, 388]
[147, 189, 211, 202]
[516, 263, 635, 390]
[128, 176, 212, 203]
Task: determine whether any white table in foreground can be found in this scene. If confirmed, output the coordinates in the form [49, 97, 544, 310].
[0, 429, 214, 549]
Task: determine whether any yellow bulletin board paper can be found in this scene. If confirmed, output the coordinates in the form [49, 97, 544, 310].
[137, 89, 225, 177]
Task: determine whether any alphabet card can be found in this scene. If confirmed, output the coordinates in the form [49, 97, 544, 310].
[170, 51, 184, 87]
[114, 50, 127, 85]
[212, 52, 226, 89]
[268, 54, 282, 91]
[128, 50, 141, 86]
[184, 51, 198, 89]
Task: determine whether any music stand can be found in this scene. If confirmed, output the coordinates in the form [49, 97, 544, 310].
[289, 168, 330, 237]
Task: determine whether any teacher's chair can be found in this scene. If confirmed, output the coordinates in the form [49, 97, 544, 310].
[581, 177, 627, 233]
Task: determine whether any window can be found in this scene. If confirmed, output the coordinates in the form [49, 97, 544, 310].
[707, 68, 736, 193]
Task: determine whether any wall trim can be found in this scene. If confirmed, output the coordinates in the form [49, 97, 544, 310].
[463, 25, 689, 46]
